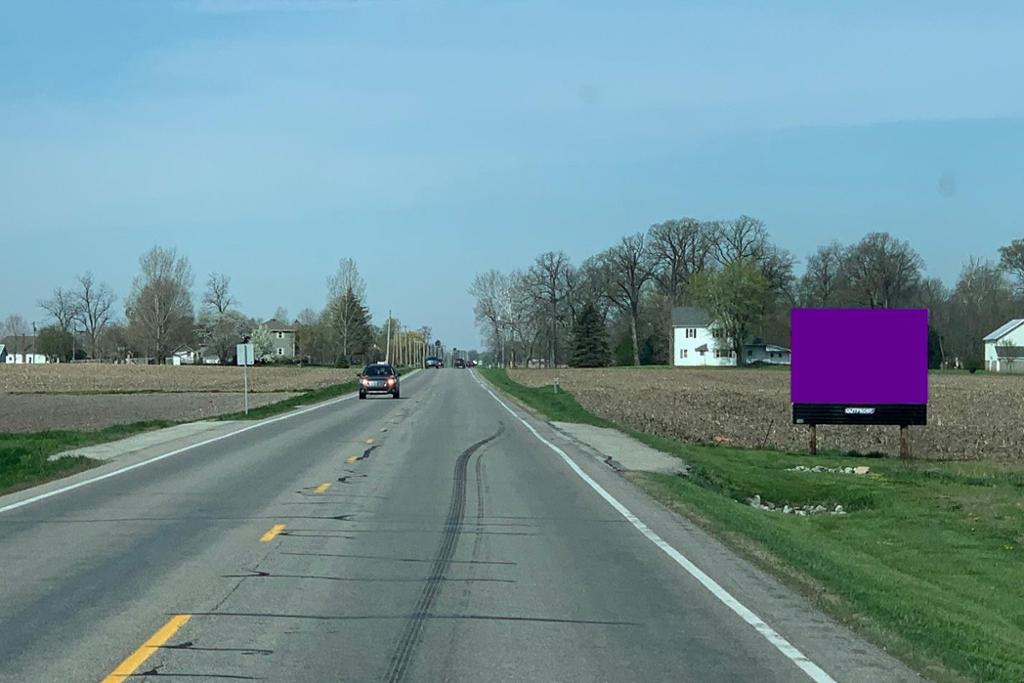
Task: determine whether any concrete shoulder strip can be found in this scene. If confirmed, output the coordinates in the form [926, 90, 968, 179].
[472, 372, 836, 683]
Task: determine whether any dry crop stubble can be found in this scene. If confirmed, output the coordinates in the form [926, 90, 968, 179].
[509, 368, 1024, 461]
[0, 364, 357, 394]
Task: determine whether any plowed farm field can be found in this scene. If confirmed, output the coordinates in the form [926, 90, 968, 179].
[0, 365, 354, 432]
[0, 364, 355, 394]
[509, 368, 1024, 461]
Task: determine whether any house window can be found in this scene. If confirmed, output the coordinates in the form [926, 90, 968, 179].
[683, 349, 688, 358]
[277, 348, 284, 355]
[276, 331, 284, 339]
[685, 328, 697, 339]
[679, 349, 685, 359]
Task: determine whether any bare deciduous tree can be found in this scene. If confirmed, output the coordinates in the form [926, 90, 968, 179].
[202, 273, 237, 314]
[710, 215, 769, 267]
[599, 233, 655, 366]
[998, 239, 1024, 293]
[842, 232, 924, 308]
[2, 314, 30, 340]
[944, 258, 1016, 366]
[648, 218, 713, 304]
[525, 251, 573, 367]
[469, 269, 511, 365]
[72, 272, 117, 359]
[39, 288, 80, 332]
[329, 258, 366, 302]
[125, 247, 195, 361]
[799, 241, 848, 306]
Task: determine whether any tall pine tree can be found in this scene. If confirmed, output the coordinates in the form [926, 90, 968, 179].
[326, 287, 373, 366]
[570, 302, 610, 367]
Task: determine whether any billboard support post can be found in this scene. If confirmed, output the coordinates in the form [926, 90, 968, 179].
[791, 309, 928, 458]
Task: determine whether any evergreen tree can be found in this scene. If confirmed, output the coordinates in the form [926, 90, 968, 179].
[570, 303, 610, 367]
[326, 287, 374, 366]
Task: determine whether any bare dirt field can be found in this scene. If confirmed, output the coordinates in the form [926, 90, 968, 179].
[0, 392, 299, 432]
[509, 368, 1024, 461]
[0, 364, 356, 394]
[0, 365, 353, 432]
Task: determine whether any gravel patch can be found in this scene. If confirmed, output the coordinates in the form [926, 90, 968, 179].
[0, 392, 299, 432]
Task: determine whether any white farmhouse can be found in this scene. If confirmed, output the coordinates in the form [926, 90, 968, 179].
[671, 307, 736, 367]
[1, 336, 49, 364]
[983, 319, 1024, 373]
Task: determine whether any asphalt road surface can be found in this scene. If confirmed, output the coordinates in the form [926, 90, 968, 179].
[0, 369, 919, 682]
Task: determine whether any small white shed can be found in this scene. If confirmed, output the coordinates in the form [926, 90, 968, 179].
[983, 319, 1024, 373]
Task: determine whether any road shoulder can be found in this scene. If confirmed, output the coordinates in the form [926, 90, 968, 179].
[476, 369, 923, 683]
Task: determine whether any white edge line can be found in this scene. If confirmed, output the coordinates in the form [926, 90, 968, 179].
[0, 369, 421, 515]
[471, 371, 837, 683]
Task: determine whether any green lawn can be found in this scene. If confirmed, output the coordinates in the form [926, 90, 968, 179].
[478, 368, 1024, 683]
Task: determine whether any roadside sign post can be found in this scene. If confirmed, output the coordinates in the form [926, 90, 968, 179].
[237, 343, 255, 415]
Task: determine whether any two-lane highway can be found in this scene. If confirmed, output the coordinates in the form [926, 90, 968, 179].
[0, 369, 918, 681]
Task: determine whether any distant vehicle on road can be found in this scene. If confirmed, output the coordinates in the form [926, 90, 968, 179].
[358, 363, 400, 399]
[454, 358, 466, 369]
[425, 356, 442, 369]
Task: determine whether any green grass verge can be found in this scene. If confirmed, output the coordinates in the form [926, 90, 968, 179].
[0, 420, 177, 496]
[218, 367, 416, 421]
[479, 368, 1024, 683]
[216, 380, 361, 421]
[477, 367, 612, 427]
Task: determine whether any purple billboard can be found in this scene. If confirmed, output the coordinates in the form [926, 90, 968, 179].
[791, 308, 928, 426]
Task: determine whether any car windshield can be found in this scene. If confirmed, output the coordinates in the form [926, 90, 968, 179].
[363, 365, 393, 377]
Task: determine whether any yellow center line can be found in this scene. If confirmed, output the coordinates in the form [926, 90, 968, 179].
[345, 456, 359, 464]
[260, 523, 286, 542]
[313, 482, 331, 494]
[101, 614, 191, 683]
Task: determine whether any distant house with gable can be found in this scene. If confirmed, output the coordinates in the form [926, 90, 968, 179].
[984, 319, 1024, 373]
[264, 319, 297, 359]
[1, 336, 48, 364]
[671, 308, 791, 367]
[671, 307, 736, 367]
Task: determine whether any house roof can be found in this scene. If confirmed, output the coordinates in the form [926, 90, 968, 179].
[984, 319, 1024, 342]
[745, 342, 791, 353]
[671, 307, 712, 327]
[995, 345, 1024, 359]
[694, 343, 709, 353]
[263, 318, 297, 332]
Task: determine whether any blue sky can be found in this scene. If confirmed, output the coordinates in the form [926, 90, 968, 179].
[2, 0, 1023, 347]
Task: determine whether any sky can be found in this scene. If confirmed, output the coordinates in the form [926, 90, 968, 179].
[2, 0, 1023, 348]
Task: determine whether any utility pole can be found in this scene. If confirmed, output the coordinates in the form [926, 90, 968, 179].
[385, 310, 392, 363]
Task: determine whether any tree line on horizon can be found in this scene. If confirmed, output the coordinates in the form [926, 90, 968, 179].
[469, 216, 1024, 369]
[1, 247, 432, 367]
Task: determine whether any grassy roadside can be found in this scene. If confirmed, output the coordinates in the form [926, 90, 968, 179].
[0, 420, 176, 496]
[478, 368, 1024, 683]
[216, 379, 361, 421]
